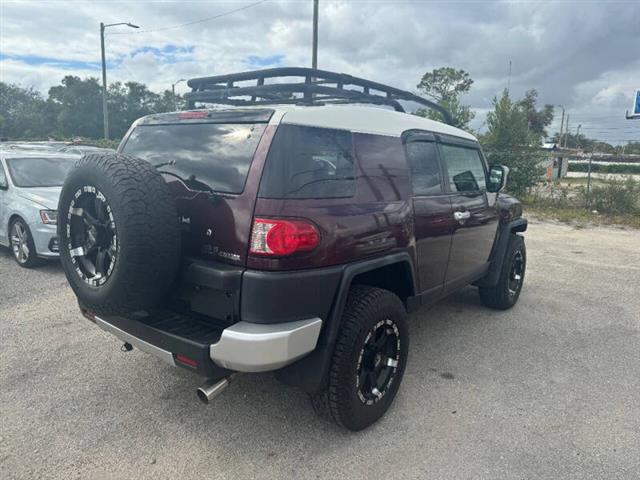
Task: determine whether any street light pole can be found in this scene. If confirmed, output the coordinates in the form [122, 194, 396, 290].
[100, 21, 139, 140]
[312, 0, 319, 69]
[172, 79, 186, 111]
[100, 23, 108, 140]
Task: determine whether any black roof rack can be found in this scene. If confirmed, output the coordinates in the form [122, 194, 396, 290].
[185, 67, 452, 125]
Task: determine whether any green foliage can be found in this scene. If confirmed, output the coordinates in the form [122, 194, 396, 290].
[622, 142, 640, 155]
[414, 67, 475, 130]
[479, 89, 544, 195]
[517, 89, 554, 140]
[523, 177, 640, 227]
[578, 177, 640, 214]
[0, 83, 53, 139]
[0, 78, 183, 141]
[568, 162, 640, 174]
[417, 67, 474, 100]
[48, 76, 103, 138]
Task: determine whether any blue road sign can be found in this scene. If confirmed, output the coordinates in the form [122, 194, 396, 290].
[634, 90, 640, 116]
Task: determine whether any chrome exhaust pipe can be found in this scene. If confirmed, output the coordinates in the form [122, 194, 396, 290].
[197, 375, 235, 404]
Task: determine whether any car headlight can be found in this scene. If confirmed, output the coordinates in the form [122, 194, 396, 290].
[40, 210, 58, 225]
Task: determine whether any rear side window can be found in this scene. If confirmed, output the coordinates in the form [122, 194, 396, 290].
[439, 144, 486, 192]
[259, 125, 355, 199]
[0, 163, 7, 187]
[122, 123, 266, 194]
[405, 141, 442, 195]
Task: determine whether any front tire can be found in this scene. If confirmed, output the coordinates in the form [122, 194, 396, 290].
[9, 218, 41, 268]
[479, 234, 526, 310]
[312, 286, 409, 431]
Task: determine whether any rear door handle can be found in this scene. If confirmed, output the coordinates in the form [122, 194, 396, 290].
[453, 211, 471, 222]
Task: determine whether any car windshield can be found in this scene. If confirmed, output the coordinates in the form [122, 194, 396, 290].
[6, 157, 76, 187]
[122, 123, 267, 194]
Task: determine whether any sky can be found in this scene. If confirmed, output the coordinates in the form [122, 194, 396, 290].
[1, 0, 639, 144]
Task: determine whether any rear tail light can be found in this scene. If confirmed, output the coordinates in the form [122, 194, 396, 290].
[250, 218, 319, 256]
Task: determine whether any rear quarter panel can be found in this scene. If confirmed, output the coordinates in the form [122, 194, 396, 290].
[248, 132, 415, 270]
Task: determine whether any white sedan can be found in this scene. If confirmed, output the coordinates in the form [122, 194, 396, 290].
[0, 151, 79, 267]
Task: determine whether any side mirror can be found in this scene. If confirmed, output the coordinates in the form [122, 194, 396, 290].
[0, 177, 8, 190]
[487, 165, 508, 193]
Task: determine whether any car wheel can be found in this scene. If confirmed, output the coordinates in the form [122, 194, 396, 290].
[312, 285, 409, 431]
[9, 218, 41, 268]
[479, 234, 526, 310]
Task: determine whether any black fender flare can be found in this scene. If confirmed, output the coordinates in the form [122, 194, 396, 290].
[475, 217, 528, 288]
[275, 252, 416, 394]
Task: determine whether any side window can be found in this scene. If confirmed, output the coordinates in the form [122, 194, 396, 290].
[440, 144, 487, 192]
[259, 125, 355, 199]
[0, 163, 7, 188]
[405, 141, 442, 195]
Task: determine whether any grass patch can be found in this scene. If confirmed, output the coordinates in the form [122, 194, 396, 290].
[524, 203, 640, 229]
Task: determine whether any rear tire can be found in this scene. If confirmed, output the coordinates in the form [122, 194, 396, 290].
[57, 153, 181, 315]
[9, 218, 41, 268]
[312, 286, 409, 431]
[479, 234, 526, 310]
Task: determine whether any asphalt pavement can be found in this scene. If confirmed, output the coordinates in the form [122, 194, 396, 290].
[1, 220, 639, 479]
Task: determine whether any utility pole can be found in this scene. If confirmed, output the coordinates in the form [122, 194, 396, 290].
[558, 107, 565, 147]
[100, 21, 139, 139]
[312, 0, 319, 69]
[507, 60, 512, 94]
[563, 114, 570, 148]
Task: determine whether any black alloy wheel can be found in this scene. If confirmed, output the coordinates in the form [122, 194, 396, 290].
[66, 186, 118, 287]
[356, 319, 401, 405]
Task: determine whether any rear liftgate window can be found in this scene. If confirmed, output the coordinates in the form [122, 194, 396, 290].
[122, 123, 267, 194]
[259, 125, 355, 199]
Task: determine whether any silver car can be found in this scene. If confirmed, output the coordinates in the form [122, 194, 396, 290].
[0, 151, 79, 267]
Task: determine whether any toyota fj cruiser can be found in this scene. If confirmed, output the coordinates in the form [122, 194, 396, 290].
[58, 68, 527, 431]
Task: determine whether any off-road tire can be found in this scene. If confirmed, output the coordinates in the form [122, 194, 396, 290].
[57, 153, 181, 315]
[9, 217, 41, 268]
[479, 234, 526, 310]
[312, 285, 409, 431]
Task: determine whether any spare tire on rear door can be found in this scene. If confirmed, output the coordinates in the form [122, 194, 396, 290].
[57, 153, 181, 315]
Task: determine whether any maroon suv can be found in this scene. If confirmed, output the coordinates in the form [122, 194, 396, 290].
[57, 69, 527, 431]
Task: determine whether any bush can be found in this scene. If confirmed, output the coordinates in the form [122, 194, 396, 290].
[568, 162, 640, 174]
[579, 177, 640, 214]
[484, 150, 546, 196]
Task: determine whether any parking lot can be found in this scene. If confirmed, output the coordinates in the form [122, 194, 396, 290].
[0, 220, 638, 479]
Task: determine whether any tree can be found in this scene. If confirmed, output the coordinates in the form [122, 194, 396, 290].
[619, 142, 640, 155]
[480, 89, 543, 195]
[0, 83, 53, 139]
[48, 76, 103, 138]
[414, 67, 475, 130]
[517, 89, 554, 140]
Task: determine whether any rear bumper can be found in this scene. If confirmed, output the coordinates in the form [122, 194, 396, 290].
[210, 318, 322, 372]
[92, 311, 322, 376]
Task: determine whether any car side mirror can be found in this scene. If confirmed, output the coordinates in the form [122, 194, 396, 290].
[487, 165, 508, 193]
[0, 178, 8, 190]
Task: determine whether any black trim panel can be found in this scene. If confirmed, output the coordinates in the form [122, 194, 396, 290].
[240, 265, 343, 324]
[475, 218, 527, 287]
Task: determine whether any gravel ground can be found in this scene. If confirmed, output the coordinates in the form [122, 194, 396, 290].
[1, 220, 639, 479]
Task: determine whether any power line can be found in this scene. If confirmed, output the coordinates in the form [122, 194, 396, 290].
[108, 0, 269, 36]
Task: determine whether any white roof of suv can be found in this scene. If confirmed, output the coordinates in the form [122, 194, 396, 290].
[271, 104, 477, 141]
